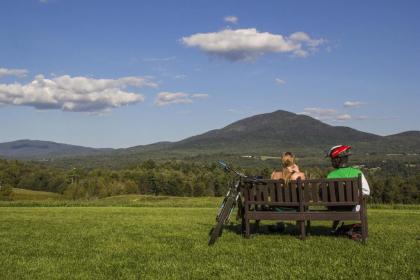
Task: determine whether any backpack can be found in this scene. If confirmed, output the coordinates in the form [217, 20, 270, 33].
[335, 223, 363, 241]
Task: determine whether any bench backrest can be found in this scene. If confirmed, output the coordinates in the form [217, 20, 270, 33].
[241, 179, 301, 206]
[301, 178, 361, 206]
[241, 176, 362, 207]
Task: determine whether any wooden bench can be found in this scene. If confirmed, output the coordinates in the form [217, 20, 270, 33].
[239, 175, 368, 242]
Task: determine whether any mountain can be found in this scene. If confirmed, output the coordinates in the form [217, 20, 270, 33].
[124, 110, 419, 157]
[165, 110, 382, 152]
[0, 139, 112, 159]
[0, 110, 419, 161]
[385, 131, 420, 151]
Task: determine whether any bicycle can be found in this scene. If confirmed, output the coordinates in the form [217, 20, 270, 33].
[208, 161, 264, 245]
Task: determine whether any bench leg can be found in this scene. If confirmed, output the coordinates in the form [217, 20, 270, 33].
[361, 212, 368, 243]
[306, 221, 311, 236]
[299, 221, 306, 240]
[245, 218, 251, 238]
[255, 219, 260, 233]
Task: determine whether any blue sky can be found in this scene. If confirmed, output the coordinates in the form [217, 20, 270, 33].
[0, 0, 419, 148]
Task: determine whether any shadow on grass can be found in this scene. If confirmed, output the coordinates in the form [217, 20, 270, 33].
[220, 222, 337, 238]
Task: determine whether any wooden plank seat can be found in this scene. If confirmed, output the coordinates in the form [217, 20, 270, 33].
[239, 175, 368, 242]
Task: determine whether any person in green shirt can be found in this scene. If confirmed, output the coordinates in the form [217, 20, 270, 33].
[326, 145, 370, 232]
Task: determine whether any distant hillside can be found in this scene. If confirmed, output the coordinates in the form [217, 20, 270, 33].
[166, 110, 382, 153]
[0, 140, 112, 159]
[385, 131, 420, 151]
[124, 110, 419, 157]
[1, 110, 419, 162]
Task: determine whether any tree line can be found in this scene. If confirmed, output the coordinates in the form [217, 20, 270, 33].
[0, 158, 418, 203]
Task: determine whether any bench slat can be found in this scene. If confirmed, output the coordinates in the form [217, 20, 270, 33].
[338, 181, 345, 202]
[352, 180, 359, 202]
[311, 182, 319, 202]
[247, 211, 360, 221]
[262, 184, 269, 202]
[284, 184, 290, 202]
[245, 201, 300, 206]
[278, 182, 285, 202]
[345, 180, 353, 202]
[321, 181, 328, 202]
[303, 182, 311, 202]
[291, 181, 298, 202]
[248, 185, 255, 202]
[329, 181, 337, 202]
[268, 182, 276, 203]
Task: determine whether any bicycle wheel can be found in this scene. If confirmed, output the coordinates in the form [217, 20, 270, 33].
[208, 196, 235, 245]
[215, 192, 230, 222]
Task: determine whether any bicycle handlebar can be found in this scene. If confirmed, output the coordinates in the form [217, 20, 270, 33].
[218, 160, 247, 178]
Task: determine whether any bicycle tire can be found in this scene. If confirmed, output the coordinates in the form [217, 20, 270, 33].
[208, 196, 235, 245]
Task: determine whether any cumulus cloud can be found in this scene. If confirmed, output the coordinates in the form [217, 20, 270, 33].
[190, 93, 209, 99]
[0, 67, 28, 78]
[301, 107, 353, 122]
[155, 92, 208, 106]
[289, 32, 324, 47]
[181, 29, 325, 61]
[275, 78, 286, 85]
[224, 16, 238, 24]
[302, 107, 337, 119]
[0, 74, 156, 112]
[344, 101, 365, 108]
[336, 114, 352, 121]
[353, 115, 399, 121]
[302, 107, 395, 122]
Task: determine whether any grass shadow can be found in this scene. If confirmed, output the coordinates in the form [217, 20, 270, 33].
[221, 222, 336, 238]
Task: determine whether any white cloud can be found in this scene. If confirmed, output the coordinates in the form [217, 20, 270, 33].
[301, 107, 337, 120]
[275, 78, 286, 85]
[173, 74, 188, 80]
[344, 101, 365, 108]
[155, 92, 208, 106]
[289, 32, 324, 47]
[190, 93, 209, 99]
[354, 115, 369, 120]
[293, 49, 309, 58]
[227, 108, 242, 114]
[302, 107, 358, 122]
[143, 56, 176, 62]
[302, 107, 396, 122]
[181, 29, 325, 61]
[0, 67, 28, 78]
[336, 114, 352, 121]
[353, 115, 399, 121]
[0, 74, 156, 112]
[224, 16, 238, 24]
[155, 92, 191, 106]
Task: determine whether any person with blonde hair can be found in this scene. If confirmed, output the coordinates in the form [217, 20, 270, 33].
[268, 152, 306, 233]
[271, 152, 306, 181]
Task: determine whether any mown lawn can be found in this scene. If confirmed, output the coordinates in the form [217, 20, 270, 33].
[0, 203, 419, 280]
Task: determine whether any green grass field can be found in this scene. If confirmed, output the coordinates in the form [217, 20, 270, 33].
[9, 188, 64, 201]
[0, 192, 419, 279]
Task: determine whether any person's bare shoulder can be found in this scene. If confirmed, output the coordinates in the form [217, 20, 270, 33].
[271, 170, 283, 180]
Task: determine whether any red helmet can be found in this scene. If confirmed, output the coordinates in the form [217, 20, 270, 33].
[327, 145, 352, 158]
